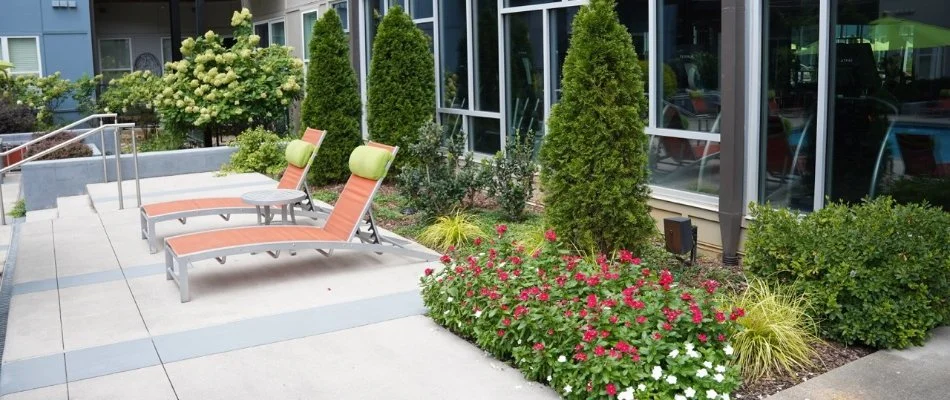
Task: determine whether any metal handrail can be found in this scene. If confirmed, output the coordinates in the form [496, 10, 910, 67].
[0, 122, 135, 225]
[0, 113, 118, 157]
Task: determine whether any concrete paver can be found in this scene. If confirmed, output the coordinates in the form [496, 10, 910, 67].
[67, 366, 176, 400]
[58, 280, 149, 352]
[0, 384, 66, 400]
[1, 291, 63, 362]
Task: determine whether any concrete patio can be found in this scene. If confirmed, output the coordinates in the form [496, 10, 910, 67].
[0, 172, 558, 399]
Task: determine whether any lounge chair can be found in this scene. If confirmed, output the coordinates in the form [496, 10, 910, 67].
[140, 128, 327, 253]
[163, 142, 439, 302]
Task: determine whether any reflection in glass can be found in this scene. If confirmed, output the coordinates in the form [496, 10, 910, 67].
[550, 7, 579, 104]
[440, 0, 468, 109]
[271, 22, 285, 46]
[331, 2, 349, 31]
[417, 22, 434, 53]
[472, 117, 502, 155]
[506, 0, 556, 7]
[442, 113, 465, 142]
[254, 24, 270, 47]
[303, 12, 318, 59]
[618, 0, 650, 110]
[658, 0, 722, 133]
[366, 0, 384, 59]
[829, 0, 950, 210]
[474, 0, 499, 112]
[412, 0, 433, 19]
[759, 0, 819, 211]
[507, 12, 544, 139]
[648, 136, 722, 195]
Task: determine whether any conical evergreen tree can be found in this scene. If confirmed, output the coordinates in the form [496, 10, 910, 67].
[367, 6, 435, 169]
[300, 9, 363, 185]
[539, 0, 653, 253]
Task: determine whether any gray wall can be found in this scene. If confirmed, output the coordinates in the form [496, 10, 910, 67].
[21, 146, 237, 211]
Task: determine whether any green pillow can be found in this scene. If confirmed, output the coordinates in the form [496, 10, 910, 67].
[285, 139, 316, 168]
[348, 145, 393, 180]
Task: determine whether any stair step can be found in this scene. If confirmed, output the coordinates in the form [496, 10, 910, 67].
[57, 195, 96, 217]
[25, 208, 58, 222]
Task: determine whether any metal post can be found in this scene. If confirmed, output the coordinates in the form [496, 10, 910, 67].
[131, 125, 142, 207]
[1, 176, 6, 225]
[169, 0, 183, 61]
[114, 128, 124, 210]
[718, 0, 747, 265]
[100, 118, 108, 182]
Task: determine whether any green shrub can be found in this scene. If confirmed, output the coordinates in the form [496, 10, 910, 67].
[485, 132, 536, 222]
[0, 96, 36, 133]
[422, 228, 743, 399]
[26, 131, 92, 160]
[397, 121, 489, 217]
[730, 278, 820, 380]
[417, 211, 485, 251]
[221, 127, 287, 178]
[155, 8, 303, 145]
[138, 131, 186, 152]
[745, 198, 950, 349]
[99, 70, 161, 124]
[300, 9, 362, 185]
[1, 72, 101, 129]
[7, 199, 26, 218]
[367, 6, 435, 170]
[884, 176, 950, 211]
[540, 0, 653, 254]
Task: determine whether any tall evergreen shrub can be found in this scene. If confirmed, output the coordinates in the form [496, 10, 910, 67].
[300, 9, 362, 185]
[367, 6, 435, 169]
[539, 0, 653, 253]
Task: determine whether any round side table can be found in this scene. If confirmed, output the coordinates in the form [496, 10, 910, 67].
[241, 189, 308, 225]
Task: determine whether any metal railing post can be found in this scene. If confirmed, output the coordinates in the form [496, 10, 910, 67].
[130, 126, 142, 207]
[114, 127, 124, 210]
[100, 118, 108, 183]
[1, 177, 6, 225]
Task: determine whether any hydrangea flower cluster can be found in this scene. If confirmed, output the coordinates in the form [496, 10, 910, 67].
[421, 226, 743, 399]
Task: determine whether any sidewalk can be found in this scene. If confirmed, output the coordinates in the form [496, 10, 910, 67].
[770, 327, 950, 400]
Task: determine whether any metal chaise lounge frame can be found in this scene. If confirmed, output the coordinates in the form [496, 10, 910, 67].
[140, 128, 327, 253]
[163, 142, 439, 302]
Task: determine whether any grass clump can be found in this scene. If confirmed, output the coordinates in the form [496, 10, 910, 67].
[7, 199, 25, 218]
[417, 211, 485, 251]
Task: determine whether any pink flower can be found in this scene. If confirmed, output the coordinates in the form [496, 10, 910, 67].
[439, 254, 452, 264]
[424, 268, 435, 276]
[632, 257, 642, 265]
[574, 352, 588, 362]
[702, 280, 720, 294]
[502, 318, 511, 326]
[594, 346, 606, 356]
[636, 315, 648, 324]
[586, 294, 598, 309]
[473, 237, 482, 246]
[606, 383, 617, 396]
[533, 342, 545, 351]
[681, 292, 693, 301]
[497, 330, 505, 337]
[698, 333, 709, 343]
[609, 315, 619, 324]
[496, 224, 508, 236]
[545, 230, 557, 242]
[715, 310, 726, 323]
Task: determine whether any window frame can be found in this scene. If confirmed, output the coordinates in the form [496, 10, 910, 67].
[301, 9, 319, 65]
[0, 36, 43, 77]
[98, 37, 133, 79]
[253, 17, 286, 47]
[330, 1, 350, 33]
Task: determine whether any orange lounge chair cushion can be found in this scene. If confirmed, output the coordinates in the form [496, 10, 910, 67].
[142, 197, 252, 217]
[166, 225, 346, 256]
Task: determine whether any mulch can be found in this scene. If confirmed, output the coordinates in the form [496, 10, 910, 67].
[735, 341, 874, 398]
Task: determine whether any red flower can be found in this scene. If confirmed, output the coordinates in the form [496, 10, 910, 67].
[502, 318, 511, 326]
[586, 294, 598, 309]
[715, 310, 726, 323]
[497, 330, 505, 337]
[632, 257, 642, 265]
[659, 269, 674, 289]
[698, 333, 708, 343]
[454, 266, 465, 274]
[641, 268, 651, 277]
[615, 340, 631, 352]
[691, 309, 704, 324]
[579, 309, 589, 318]
[545, 230, 557, 242]
[630, 353, 641, 362]
[465, 290, 474, 297]
[583, 329, 598, 342]
[496, 224, 508, 236]
[594, 346, 606, 356]
[533, 342, 545, 351]
[564, 310, 574, 317]
[653, 332, 663, 340]
[539, 292, 550, 301]
[606, 383, 617, 396]
[702, 279, 720, 294]
[574, 352, 588, 362]
[609, 349, 621, 359]
[547, 329, 554, 336]
[586, 276, 600, 286]
[439, 254, 452, 264]
[600, 330, 610, 338]
[510, 256, 523, 266]
[609, 315, 619, 324]
[424, 268, 435, 276]
[531, 249, 541, 258]
[497, 270, 509, 281]
[681, 292, 693, 301]
[555, 275, 568, 287]
[618, 249, 634, 263]
[717, 333, 727, 342]
[636, 315, 648, 324]
[473, 237, 482, 246]
[625, 298, 646, 310]
[662, 322, 673, 331]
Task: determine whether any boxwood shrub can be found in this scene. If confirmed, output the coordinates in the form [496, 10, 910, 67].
[744, 198, 950, 349]
[421, 227, 742, 399]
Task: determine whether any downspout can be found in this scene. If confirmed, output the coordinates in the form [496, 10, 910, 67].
[718, 0, 746, 266]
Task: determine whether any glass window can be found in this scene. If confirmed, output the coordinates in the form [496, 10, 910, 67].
[161, 38, 172, 65]
[254, 23, 270, 47]
[506, 0, 557, 7]
[473, 0, 499, 112]
[827, 0, 950, 210]
[507, 11, 544, 137]
[657, 0, 722, 133]
[550, 7, 579, 104]
[412, 0, 433, 19]
[417, 22, 434, 52]
[618, 0, 650, 112]
[440, 0, 468, 109]
[99, 38, 131, 81]
[648, 136, 722, 195]
[441, 113, 465, 140]
[472, 117, 501, 155]
[366, 0, 384, 59]
[331, 2, 349, 32]
[271, 21, 285, 46]
[759, 0, 819, 211]
[303, 11, 318, 60]
[391, 0, 406, 9]
[7, 38, 41, 75]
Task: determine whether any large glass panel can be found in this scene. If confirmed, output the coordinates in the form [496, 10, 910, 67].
[648, 136, 722, 195]
[99, 39, 131, 81]
[366, 0, 384, 59]
[827, 0, 950, 210]
[417, 22, 434, 52]
[658, 0, 722, 133]
[507, 11, 544, 137]
[506, 0, 557, 7]
[271, 22, 285, 46]
[161, 38, 172, 66]
[474, 0, 499, 112]
[618, 0, 650, 113]
[411, 0, 433, 19]
[550, 7, 579, 104]
[471, 117, 501, 154]
[441, 113, 465, 143]
[759, 0, 820, 211]
[331, 2, 349, 31]
[440, 0, 468, 109]
[303, 11, 318, 59]
[8, 38, 40, 75]
[254, 23, 270, 47]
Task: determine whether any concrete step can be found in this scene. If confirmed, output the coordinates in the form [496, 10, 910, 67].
[57, 195, 96, 217]
[25, 208, 58, 222]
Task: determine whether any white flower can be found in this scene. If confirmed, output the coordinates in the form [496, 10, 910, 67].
[686, 350, 700, 358]
[685, 387, 696, 398]
[618, 387, 636, 400]
[713, 373, 725, 383]
[651, 366, 663, 380]
[669, 349, 680, 358]
[696, 368, 708, 378]
[474, 310, 483, 318]
[517, 340, 523, 345]
[557, 355, 567, 363]
[724, 345, 734, 356]
[685, 342, 695, 351]
[675, 395, 687, 400]
[637, 384, 647, 391]
[706, 389, 718, 399]
[703, 361, 713, 369]
[666, 375, 678, 385]
[443, 310, 450, 315]
[546, 375, 552, 382]
[446, 297, 453, 303]
[720, 394, 730, 400]
[715, 365, 726, 373]
[563, 385, 573, 394]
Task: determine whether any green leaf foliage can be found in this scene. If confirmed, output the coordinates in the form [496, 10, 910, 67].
[221, 127, 287, 178]
[745, 198, 950, 349]
[300, 9, 363, 185]
[540, 0, 653, 254]
[486, 132, 536, 222]
[367, 6, 435, 170]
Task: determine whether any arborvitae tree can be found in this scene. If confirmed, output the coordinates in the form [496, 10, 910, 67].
[367, 6, 435, 169]
[539, 0, 653, 253]
[300, 9, 363, 185]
